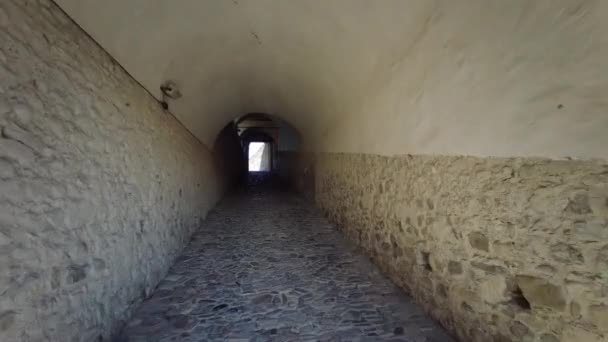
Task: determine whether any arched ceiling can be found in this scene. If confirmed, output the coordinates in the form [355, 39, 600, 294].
[56, 0, 608, 159]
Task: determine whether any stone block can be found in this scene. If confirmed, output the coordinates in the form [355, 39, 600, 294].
[468, 232, 489, 252]
[515, 275, 566, 311]
[550, 243, 584, 264]
[566, 194, 592, 215]
[478, 275, 509, 304]
[0, 138, 35, 165]
[588, 304, 608, 329]
[447, 261, 463, 275]
[509, 321, 531, 339]
[539, 333, 559, 342]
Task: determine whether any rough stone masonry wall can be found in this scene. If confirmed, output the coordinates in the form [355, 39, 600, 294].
[311, 153, 608, 342]
[0, 1, 223, 341]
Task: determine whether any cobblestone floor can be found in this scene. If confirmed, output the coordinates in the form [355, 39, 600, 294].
[117, 175, 455, 342]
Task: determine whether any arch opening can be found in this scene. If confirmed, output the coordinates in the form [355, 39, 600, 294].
[213, 112, 302, 186]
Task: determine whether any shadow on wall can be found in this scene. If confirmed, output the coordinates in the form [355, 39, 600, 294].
[280, 151, 316, 201]
[213, 122, 247, 188]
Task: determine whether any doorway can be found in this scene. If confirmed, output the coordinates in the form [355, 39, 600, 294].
[248, 141, 271, 172]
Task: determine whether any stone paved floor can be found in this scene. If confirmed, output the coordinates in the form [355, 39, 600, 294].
[117, 175, 455, 342]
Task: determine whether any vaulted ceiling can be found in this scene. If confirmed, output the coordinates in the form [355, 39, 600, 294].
[56, 0, 608, 159]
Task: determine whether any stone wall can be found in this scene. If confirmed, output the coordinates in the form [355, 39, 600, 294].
[309, 153, 608, 342]
[0, 1, 223, 341]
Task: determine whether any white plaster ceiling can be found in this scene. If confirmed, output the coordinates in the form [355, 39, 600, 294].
[55, 0, 608, 159]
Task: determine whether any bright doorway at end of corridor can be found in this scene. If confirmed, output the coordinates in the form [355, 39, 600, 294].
[248, 142, 271, 172]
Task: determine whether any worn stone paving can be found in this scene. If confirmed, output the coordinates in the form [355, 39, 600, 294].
[117, 176, 455, 342]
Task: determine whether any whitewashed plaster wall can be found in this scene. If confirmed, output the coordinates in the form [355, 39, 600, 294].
[56, 0, 608, 159]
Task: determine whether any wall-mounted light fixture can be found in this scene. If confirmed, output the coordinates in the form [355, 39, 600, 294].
[159, 81, 182, 110]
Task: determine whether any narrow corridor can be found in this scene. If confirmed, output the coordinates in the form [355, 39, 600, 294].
[117, 176, 455, 341]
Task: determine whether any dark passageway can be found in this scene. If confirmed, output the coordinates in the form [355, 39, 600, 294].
[117, 175, 454, 341]
[3, 1, 608, 342]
